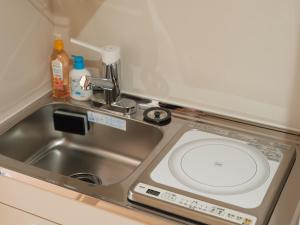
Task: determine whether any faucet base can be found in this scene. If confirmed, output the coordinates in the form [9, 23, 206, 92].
[91, 96, 137, 115]
[111, 98, 137, 115]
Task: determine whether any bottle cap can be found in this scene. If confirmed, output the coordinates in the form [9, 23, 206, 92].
[54, 39, 64, 51]
[72, 55, 85, 69]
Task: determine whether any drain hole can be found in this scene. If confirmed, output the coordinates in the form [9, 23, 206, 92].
[70, 172, 102, 185]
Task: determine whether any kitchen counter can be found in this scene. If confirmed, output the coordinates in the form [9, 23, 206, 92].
[0, 93, 299, 225]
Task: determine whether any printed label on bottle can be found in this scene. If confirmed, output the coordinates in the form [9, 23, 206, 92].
[52, 59, 64, 90]
[52, 59, 63, 79]
[71, 75, 92, 98]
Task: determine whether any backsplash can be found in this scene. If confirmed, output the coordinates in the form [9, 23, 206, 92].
[72, 0, 300, 131]
[0, 1, 53, 124]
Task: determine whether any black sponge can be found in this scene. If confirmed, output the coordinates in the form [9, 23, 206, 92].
[53, 110, 90, 135]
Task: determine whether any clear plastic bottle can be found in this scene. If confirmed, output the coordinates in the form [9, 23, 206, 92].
[50, 39, 70, 99]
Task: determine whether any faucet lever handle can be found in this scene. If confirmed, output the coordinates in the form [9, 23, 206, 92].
[90, 77, 114, 91]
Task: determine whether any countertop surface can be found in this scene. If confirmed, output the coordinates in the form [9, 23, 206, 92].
[0, 94, 299, 225]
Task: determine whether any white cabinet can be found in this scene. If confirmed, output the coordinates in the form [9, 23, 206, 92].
[0, 203, 58, 225]
[0, 176, 152, 225]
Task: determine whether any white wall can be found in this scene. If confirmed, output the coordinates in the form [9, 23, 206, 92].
[0, 0, 53, 124]
[72, 0, 300, 131]
[1, 1, 299, 131]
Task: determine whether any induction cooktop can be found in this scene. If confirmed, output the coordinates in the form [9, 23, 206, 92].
[128, 124, 296, 225]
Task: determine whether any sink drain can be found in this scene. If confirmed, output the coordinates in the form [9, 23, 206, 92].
[70, 172, 102, 185]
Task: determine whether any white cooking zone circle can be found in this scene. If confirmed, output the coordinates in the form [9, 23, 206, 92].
[151, 130, 280, 209]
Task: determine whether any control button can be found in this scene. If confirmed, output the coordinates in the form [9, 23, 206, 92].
[134, 183, 256, 225]
[226, 213, 235, 219]
[236, 216, 243, 221]
[170, 194, 177, 201]
[216, 208, 225, 216]
[197, 204, 204, 211]
[189, 201, 198, 209]
[202, 205, 210, 212]
[210, 207, 217, 214]
[243, 218, 253, 225]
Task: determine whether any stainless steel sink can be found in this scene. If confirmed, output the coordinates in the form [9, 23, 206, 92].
[0, 103, 165, 186]
[0, 95, 184, 216]
[24, 138, 142, 186]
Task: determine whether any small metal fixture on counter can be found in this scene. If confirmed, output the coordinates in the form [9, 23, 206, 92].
[143, 107, 171, 126]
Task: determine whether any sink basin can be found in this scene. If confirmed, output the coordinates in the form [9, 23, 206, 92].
[0, 103, 163, 186]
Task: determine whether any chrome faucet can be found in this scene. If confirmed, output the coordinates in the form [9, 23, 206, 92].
[90, 56, 121, 105]
[70, 38, 136, 115]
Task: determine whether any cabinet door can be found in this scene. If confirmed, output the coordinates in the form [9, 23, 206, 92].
[0, 202, 58, 225]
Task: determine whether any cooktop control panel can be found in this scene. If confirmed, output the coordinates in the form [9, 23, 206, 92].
[134, 183, 257, 225]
